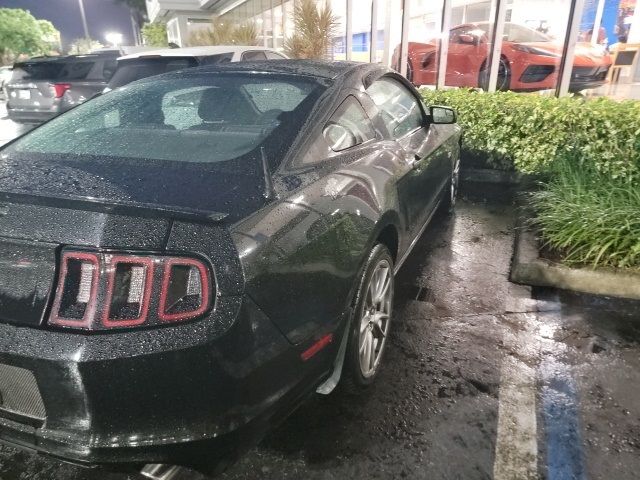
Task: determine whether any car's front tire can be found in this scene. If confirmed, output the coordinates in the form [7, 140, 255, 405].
[342, 243, 394, 392]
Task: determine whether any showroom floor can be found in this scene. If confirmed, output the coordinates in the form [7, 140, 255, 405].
[0, 191, 638, 480]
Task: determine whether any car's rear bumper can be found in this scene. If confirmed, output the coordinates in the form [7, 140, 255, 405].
[6, 107, 59, 124]
[0, 295, 334, 468]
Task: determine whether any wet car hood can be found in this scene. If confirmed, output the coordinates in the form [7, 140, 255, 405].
[0, 153, 268, 224]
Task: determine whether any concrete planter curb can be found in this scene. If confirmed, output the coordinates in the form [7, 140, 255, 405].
[461, 168, 524, 185]
[510, 220, 640, 300]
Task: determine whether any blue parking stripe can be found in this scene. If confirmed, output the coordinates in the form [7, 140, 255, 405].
[540, 358, 586, 480]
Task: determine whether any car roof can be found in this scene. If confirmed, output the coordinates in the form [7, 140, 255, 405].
[176, 59, 370, 80]
[15, 53, 117, 66]
[118, 45, 279, 61]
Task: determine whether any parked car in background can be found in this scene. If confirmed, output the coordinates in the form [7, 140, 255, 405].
[0, 60, 460, 475]
[105, 45, 288, 91]
[0, 66, 12, 91]
[5, 52, 119, 124]
[395, 22, 612, 92]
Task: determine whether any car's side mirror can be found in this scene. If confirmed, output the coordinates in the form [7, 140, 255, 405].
[458, 34, 479, 45]
[429, 106, 456, 124]
[324, 123, 358, 151]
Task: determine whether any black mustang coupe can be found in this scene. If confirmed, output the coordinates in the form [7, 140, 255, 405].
[0, 60, 460, 474]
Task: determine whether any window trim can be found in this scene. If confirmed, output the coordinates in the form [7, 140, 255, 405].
[323, 95, 377, 153]
[265, 51, 287, 60]
[366, 74, 428, 141]
[240, 50, 268, 61]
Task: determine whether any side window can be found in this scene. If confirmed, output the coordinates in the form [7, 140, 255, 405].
[265, 51, 286, 60]
[366, 77, 424, 139]
[102, 59, 117, 81]
[323, 96, 375, 151]
[241, 51, 267, 61]
[58, 61, 95, 80]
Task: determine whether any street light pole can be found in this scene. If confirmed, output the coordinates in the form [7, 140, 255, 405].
[77, 0, 90, 38]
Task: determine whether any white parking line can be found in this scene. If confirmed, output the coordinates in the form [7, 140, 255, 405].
[493, 355, 538, 480]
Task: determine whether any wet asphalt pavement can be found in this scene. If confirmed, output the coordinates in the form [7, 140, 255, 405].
[0, 117, 639, 479]
[0, 99, 33, 147]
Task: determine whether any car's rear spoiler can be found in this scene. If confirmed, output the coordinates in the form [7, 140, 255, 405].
[0, 191, 227, 224]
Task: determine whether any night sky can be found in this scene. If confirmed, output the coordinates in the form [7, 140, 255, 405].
[0, 0, 137, 47]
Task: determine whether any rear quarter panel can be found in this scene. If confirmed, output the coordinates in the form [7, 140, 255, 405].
[231, 141, 408, 345]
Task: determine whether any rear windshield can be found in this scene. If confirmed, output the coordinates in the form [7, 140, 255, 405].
[108, 57, 199, 88]
[11, 59, 107, 82]
[6, 73, 327, 166]
[11, 62, 65, 81]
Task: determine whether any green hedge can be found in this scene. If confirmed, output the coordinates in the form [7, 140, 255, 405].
[421, 89, 640, 182]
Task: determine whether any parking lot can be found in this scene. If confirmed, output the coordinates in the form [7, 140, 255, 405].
[0, 172, 637, 480]
[0, 99, 33, 147]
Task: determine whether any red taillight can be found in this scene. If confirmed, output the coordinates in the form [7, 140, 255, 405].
[102, 255, 155, 328]
[52, 82, 71, 98]
[50, 252, 100, 329]
[49, 251, 213, 331]
[159, 258, 210, 323]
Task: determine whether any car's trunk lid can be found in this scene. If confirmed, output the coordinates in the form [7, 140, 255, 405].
[0, 154, 262, 328]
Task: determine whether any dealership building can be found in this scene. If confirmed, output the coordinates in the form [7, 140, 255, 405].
[145, 0, 640, 98]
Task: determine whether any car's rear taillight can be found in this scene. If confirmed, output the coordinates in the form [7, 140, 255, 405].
[102, 255, 155, 328]
[159, 258, 210, 322]
[51, 82, 71, 98]
[49, 251, 213, 331]
[50, 252, 100, 328]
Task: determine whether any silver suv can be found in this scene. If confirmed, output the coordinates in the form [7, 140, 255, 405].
[6, 52, 118, 124]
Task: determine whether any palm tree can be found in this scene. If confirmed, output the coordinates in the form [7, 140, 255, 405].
[285, 0, 338, 60]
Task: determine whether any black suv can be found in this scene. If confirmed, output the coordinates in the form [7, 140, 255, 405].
[6, 53, 118, 124]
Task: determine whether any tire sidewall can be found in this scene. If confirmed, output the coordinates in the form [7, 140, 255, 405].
[479, 57, 511, 91]
[344, 243, 394, 388]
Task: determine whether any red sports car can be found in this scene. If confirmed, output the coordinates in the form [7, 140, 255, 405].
[394, 22, 612, 92]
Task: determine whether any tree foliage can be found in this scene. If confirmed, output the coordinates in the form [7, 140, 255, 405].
[284, 0, 338, 59]
[68, 37, 103, 55]
[142, 22, 168, 47]
[188, 19, 258, 46]
[37, 19, 61, 51]
[0, 8, 61, 63]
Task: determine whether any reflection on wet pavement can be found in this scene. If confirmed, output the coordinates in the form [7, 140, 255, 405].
[0, 192, 637, 479]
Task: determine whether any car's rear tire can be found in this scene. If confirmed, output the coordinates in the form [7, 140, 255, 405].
[342, 243, 394, 393]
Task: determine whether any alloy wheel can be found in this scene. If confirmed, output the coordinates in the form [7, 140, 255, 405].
[451, 158, 460, 208]
[358, 259, 393, 378]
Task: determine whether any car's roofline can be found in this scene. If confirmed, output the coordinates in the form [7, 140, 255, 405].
[156, 60, 380, 81]
[14, 53, 118, 67]
[118, 46, 280, 61]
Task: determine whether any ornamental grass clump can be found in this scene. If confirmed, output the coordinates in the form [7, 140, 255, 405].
[530, 158, 640, 270]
